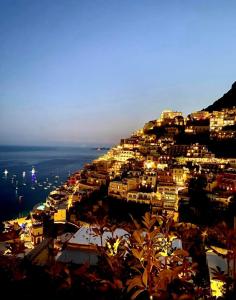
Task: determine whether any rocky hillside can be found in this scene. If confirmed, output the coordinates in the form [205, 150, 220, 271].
[204, 82, 236, 112]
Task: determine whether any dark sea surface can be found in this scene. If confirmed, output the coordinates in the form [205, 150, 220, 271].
[0, 145, 106, 222]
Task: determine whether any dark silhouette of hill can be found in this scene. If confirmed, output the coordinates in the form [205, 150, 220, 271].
[203, 82, 236, 112]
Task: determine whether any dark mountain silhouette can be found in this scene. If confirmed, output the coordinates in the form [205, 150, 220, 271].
[203, 82, 236, 112]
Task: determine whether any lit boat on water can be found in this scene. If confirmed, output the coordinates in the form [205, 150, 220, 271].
[4, 169, 8, 176]
[31, 167, 36, 175]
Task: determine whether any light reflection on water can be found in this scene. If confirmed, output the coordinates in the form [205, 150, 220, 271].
[0, 146, 107, 222]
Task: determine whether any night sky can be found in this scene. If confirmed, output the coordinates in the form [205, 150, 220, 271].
[0, 0, 235, 146]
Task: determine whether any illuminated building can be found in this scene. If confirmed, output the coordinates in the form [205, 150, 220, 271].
[156, 184, 180, 212]
[186, 143, 214, 158]
[144, 120, 156, 131]
[31, 222, 43, 245]
[185, 111, 210, 134]
[189, 111, 210, 120]
[167, 145, 190, 157]
[56, 227, 129, 265]
[185, 124, 209, 134]
[93, 160, 113, 172]
[156, 169, 173, 184]
[210, 108, 236, 132]
[211, 129, 236, 140]
[127, 191, 161, 206]
[120, 136, 142, 150]
[140, 171, 157, 189]
[108, 177, 139, 199]
[216, 173, 236, 192]
[144, 159, 156, 170]
[117, 150, 138, 162]
[97, 145, 142, 163]
[165, 126, 180, 136]
[87, 173, 107, 186]
[78, 180, 100, 192]
[46, 189, 68, 208]
[160, 110, 182, 121]
[172, 167, 188, 186]
[67, 176, 77, 186]
[53, 203, 67, 222]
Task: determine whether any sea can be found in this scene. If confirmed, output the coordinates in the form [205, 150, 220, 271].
[0, 145, 107, 223]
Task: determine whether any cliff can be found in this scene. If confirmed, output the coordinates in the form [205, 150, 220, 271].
[203, 82, 236, 112]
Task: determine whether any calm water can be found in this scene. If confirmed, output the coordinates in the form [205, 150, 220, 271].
[0, 145, 106, 222]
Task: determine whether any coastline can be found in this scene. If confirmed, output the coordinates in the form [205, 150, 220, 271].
[0, 146, 108, 223]
[1, 108, 236, 299]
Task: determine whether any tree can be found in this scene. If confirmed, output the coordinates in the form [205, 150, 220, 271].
[188, 175, 211, 225]
[126, 212, 197, 299]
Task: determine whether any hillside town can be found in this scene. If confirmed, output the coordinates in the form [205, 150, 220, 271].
[1, 106, 236, 299]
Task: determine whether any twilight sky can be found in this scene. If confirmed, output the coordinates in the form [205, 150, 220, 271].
[0, 0, 235, 146]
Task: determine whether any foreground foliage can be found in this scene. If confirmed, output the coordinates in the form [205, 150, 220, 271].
[1, 212, 236, 299]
